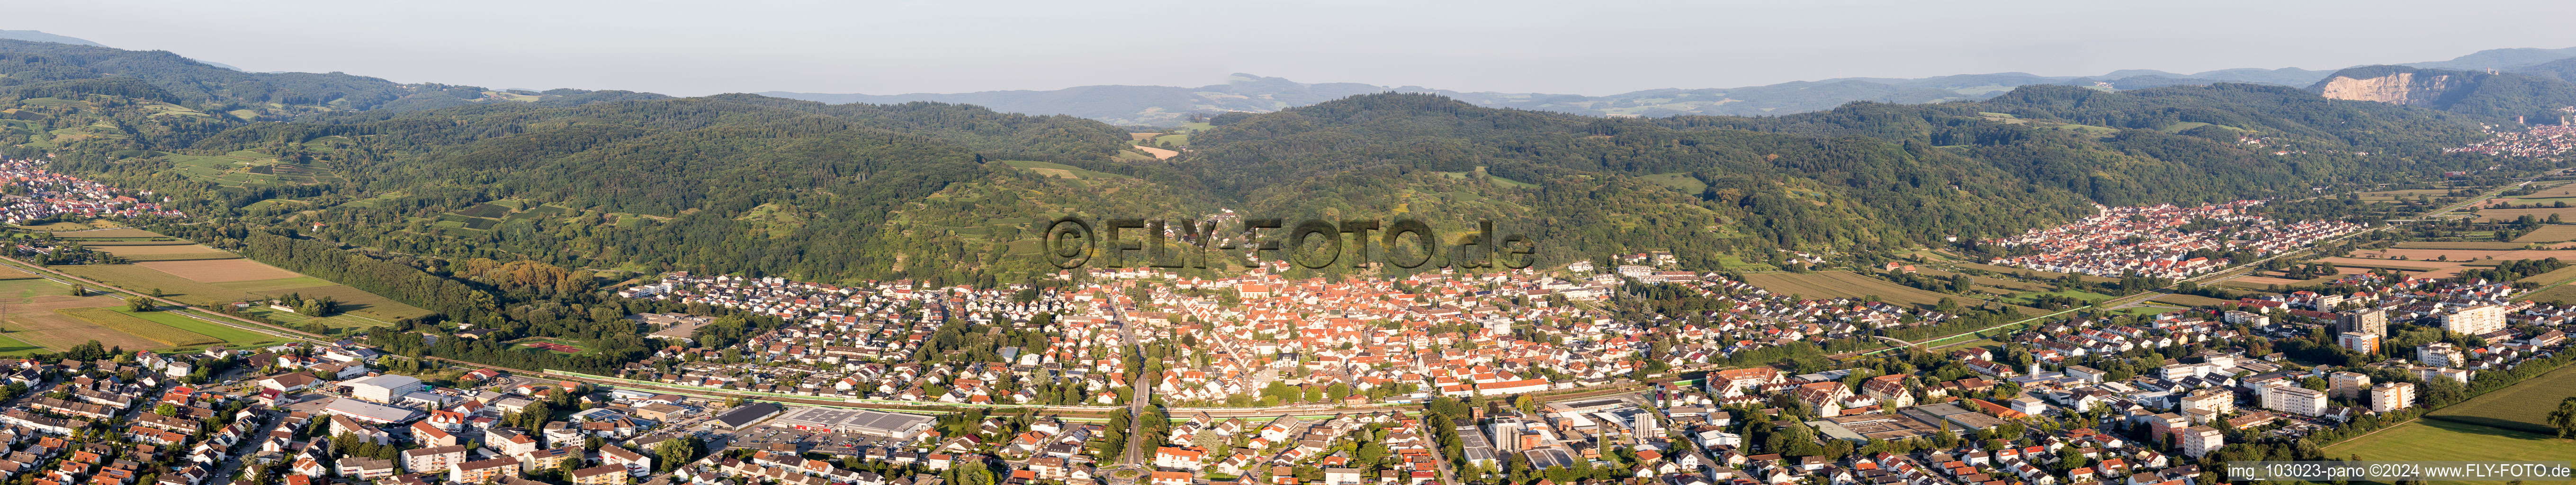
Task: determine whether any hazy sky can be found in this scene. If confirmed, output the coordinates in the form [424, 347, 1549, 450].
[9, 0, 2576, 97]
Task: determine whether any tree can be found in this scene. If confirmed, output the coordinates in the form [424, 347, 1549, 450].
[2548, 397, 2576, 439]
[127, 296, 153, 312]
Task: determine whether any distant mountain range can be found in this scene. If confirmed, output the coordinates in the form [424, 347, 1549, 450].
[764, 47, 2576, 126]
[6, 27, 2573, 127]
[0, 29, 103, 47]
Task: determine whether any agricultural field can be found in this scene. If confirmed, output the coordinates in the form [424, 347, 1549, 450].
[2472, 207, 2576, 222]
[1741, 270, 2038, 313]
[140, 259, 302, 282]
[2517, 282, 2576, 303]
[2324, 419, 2576, 485]
[95, 244, 240, 261]
[51, 263, 427, 322]
[0, 332, 44, 357]
[2513, 224, 2576, 242]
[47, 227, 161, 238]
[0, 266, 34, 281]
[54, 307, 222, 347]
[55, 264, 260, 304]
[2425, 362, 2576, 433]
[112, 307, 274, 346]
[10, 221, 101, 231]
[2312, 257, 2448, 272]
[80, 240, 193, 246]
[0, 276, 160, 351]
[2516, 265, 2576, 285]
[2348, 247, 2576, 262]
[2391, 241, 2532, 250]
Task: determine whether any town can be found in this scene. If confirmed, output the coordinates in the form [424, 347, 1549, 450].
[0, 155, 184, 225]
[14, 256, 2565, 485]
[1982, 202, 2364, 279]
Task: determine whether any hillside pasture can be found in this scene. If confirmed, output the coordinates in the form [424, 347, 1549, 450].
[1000, 160, 1132, 180]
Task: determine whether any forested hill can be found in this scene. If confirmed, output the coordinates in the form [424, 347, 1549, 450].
[5, 80, 2533, 293]
[1167, 87, 2509, 248]
[0, 39, 666, 119]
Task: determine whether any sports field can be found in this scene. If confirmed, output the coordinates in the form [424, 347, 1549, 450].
[2324, 419, 2576, 485]
[2425, 361, 2576, 433]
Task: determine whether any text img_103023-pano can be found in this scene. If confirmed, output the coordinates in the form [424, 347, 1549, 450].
[1040, 216, 1538, 270]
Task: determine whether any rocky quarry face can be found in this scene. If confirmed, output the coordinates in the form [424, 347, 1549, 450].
[2316, 72, 2459, 106]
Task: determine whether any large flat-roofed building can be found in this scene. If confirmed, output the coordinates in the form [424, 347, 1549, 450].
[770, 407, 937, 440]
[711, 402, 784, 429]
[324, 398, 421, 424]
[343, 374, 424, 404]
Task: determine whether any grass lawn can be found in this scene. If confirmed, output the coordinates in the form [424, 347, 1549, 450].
[0, 333, 45, 357]
[2425, 361, 2576, 433]
[2322, 419, 2576, 485]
